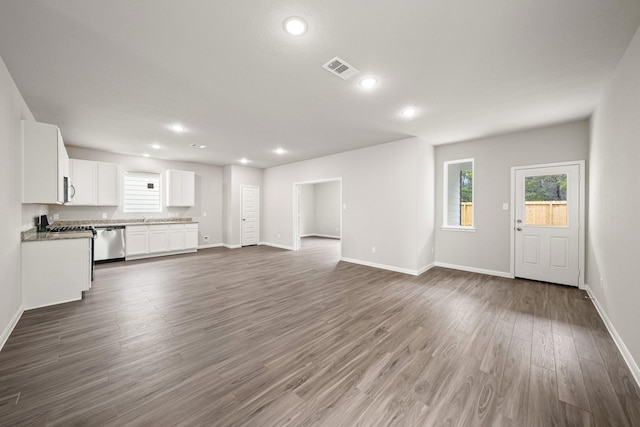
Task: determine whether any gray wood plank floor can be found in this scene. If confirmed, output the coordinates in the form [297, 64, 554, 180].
[1, 237, 638, 426]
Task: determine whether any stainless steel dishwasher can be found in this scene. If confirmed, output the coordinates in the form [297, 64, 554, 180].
[94, 226, 125, 262]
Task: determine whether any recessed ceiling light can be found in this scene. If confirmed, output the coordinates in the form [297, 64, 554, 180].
[283, 17, 307, 36]
[151, 143, 160, 149]
[199, 145, 206, 149]
[274, 148, 286, 155]
[240, 158, 249, 164]
[170, 123, 185, 133]
[142, 153, 150, 158]
[359, 77, 378, 88]
[401, 108, 417, 118]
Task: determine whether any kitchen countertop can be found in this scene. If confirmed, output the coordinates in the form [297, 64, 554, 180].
[22, 228, 93, 242]
[50, 218, 198, 227]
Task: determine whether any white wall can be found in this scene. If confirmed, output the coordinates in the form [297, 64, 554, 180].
[0, 56, 44, 348]
[263, 137, 435, 274]
[417, 141, 436, 271]
[299, 181, 341, 238]
[314, 181, 341, 238]
[588, 27, 640, 377]
[222, 165, 232, 245]
[49, 147, 223, 246]
[434, 120, 589, 275]
[300, 184, 315, 236]
[223, 165, 262, 247]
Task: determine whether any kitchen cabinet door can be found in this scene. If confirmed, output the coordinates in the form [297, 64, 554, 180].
[22, 120, 69, 204]
[181, 171, 195, 206]
[169, 226, 185, 251]
[166, 170, 195, 207]
[97, 162, 119, 206]
[70, 159, 97, 205]
[185, 225, 198, 250]
[125, 227, 148, 256]
[148, 226, 169, 253]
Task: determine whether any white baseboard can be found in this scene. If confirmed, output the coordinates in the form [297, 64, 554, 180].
[259, 242, 294, 251]
[1, 305, 24, 352]
[222, 244, 241, 249]
[198, 243, 223, 249]
[584, 285, 640, 389]
[301, 234, 340, 239]
[417, 262, 436, 275]
[340, 257, 422, 276]
[434, 262, 513, 279]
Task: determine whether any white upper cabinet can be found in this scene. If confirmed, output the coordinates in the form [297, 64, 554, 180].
[166, 170, 195, 207]
[22, 120, 70, 204]
[97, 162, 119, 206]
[70, 159, 97, 205]
[69, 159, 119, 206]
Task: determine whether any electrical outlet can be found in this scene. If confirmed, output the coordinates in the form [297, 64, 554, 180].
[277, 233, 281, 239]
[502, 203, 509, 210]
[102, 213, 107, 219]
[203, 235, 209, 241]
[203, 211, 207, 217]
[53, 213, 59, 220]
[371, 246, 376, 254]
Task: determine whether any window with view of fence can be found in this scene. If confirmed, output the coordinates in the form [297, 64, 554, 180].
[525, 201, 567, 226]
[457, 201, 567, 227]
[461, 202, 473, 226]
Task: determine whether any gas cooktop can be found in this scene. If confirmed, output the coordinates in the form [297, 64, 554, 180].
[48, 225, 96, 235]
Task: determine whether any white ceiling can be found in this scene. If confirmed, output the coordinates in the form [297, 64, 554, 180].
[1, 1, 639, 168]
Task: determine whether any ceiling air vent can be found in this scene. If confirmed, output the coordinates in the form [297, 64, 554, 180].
[322, 56, 360, 80]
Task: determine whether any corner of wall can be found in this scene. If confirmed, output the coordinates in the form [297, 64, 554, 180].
[0, 305, 23, 352]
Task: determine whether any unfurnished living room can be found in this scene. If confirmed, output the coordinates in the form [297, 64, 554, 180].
[1, 1, 640, 426]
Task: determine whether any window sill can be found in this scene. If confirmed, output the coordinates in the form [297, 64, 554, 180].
[441, 226, 476, 232]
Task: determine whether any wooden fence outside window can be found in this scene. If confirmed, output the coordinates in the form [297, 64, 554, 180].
[459, 201, 567, 227]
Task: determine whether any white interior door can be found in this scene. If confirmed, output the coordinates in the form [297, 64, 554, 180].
[514, 164, 582, 286]
[241, 186, 259, 246]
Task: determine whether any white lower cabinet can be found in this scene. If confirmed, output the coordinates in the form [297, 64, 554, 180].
[22, 238, 91, 310]
[169, 225, 185, 251]
[126, 223, 198, 260]
[185, 224, 198, 249]
[148, 225, 169, 253]
[125, 227, 149, 256]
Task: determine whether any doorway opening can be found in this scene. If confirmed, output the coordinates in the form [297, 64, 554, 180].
[293, 178, 342, 258]
[510, 161, 585, 287]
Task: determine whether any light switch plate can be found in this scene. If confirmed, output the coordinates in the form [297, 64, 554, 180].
[502, 203, 509, 210]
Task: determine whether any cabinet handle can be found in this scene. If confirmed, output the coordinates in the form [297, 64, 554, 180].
[70, 184, 76, 198]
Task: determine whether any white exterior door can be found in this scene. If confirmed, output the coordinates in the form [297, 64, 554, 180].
[241, 186, 259, 246]
[514, 163, 582, 287]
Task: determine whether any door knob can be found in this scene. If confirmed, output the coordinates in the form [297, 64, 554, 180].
[516, 227, 522, 231]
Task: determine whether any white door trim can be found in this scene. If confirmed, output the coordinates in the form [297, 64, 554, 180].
[240, 185, 260, 246]
[510, 160, 585, 288]
[292, 177, 342, 257]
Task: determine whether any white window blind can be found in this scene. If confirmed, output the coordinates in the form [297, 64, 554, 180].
[123, 171, 162, 213]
